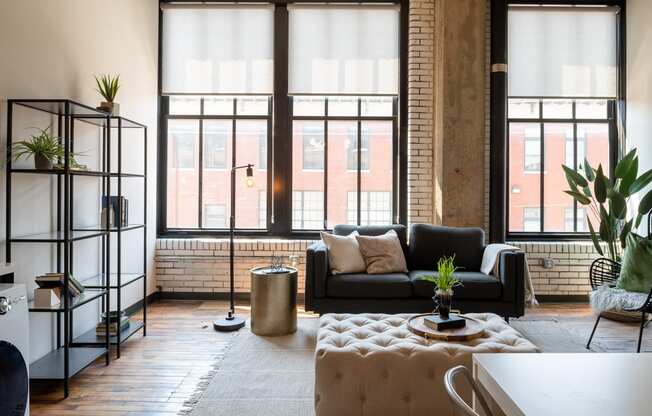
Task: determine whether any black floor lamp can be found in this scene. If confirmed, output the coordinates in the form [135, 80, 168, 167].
[213, 163, 255, 332]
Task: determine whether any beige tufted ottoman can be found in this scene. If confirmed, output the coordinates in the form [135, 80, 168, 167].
[315, 313, 538, 416]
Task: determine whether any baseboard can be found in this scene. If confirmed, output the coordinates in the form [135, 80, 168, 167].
[156, 291, 306, 303]
[124, 291, 160, 315]
[536, 294, 589, 303]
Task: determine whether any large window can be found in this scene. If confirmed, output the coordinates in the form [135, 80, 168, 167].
[291, 96, 396, 230]
[506, 4, 619, 237]
[158, 1, 406, 236]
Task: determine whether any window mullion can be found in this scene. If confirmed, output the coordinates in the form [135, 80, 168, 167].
[323, 98, 329, 230]
[198, 98, 204, 229]
[357, 98, 362, 226]
[539, 100, 544, 233]
[572, 100, 578, 232]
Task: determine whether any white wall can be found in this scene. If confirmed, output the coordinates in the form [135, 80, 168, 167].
[627, 0, 652, 235]
[0, 0, 158, 362]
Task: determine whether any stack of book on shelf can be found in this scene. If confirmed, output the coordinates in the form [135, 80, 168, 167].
[33, 273, 85, 307]
[97, 311, 130, 337]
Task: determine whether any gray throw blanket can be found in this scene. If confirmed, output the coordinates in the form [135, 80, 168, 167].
[480, 243, 537, 306]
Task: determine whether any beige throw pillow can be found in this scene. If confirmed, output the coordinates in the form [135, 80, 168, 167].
[320, 231, 367, 275]
[355, 230, 409, 274]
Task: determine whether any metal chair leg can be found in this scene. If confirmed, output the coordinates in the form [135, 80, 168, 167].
[637, 312, 646, 353]
[586, 313, 602, 350]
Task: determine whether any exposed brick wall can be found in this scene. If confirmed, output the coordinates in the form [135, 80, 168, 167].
[156, 238, 600, 298]
[155, 239, 314, 294]
[511, 241, 601, 297]
[408, 0, 436, 224]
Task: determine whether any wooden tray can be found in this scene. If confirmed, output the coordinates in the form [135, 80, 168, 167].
[407, 313, 486, 342]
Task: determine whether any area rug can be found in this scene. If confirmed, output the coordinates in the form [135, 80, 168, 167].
[180, 316, 603, 415]
[182, 318, 318, 416]
[510, 318, 606, 353]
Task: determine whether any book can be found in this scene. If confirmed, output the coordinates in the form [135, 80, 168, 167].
[35, 273, 83, 296]
[423, 314, 466, 331]
[102, 196, 129, 227]
[96, 316, 130, 335]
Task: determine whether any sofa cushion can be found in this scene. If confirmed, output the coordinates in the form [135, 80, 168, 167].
[327, 273, 413, 299]
[410, 270, 501, 300]
[409, 224, 485, 271]
[355, 230, 409, 274]
[334, 224, 408, 259]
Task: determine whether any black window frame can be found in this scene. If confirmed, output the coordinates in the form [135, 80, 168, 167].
[157, 0, 409, 238]
[290, 95, 398, 231]
[490, 0, 626, 243]
[507, 97, 616, 237]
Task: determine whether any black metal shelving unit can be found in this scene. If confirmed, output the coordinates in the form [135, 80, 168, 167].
[74, 115, 148, 358]
[5, 99, 111, 398]
[5, 99, 148, 396]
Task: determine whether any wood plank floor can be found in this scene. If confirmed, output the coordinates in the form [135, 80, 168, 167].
[29, 301, 650, 415]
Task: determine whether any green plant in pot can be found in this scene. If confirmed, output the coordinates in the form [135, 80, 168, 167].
[95, 73, 120, 115]
[562, 149, 652, 262]
[418, 255, 462, 319]
[11, 128, 64, 170]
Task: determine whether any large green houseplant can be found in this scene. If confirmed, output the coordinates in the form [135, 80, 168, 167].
[563, 149, 652, 262]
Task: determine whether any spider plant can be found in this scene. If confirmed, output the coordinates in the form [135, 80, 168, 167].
[94, 74, 120, 103]
[10, 128, 85, 170]
[11, 128, 64, 169]
[419, 255, 463, 294]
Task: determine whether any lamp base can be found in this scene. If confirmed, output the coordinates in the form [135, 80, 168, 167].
[213, 316, 246, 332]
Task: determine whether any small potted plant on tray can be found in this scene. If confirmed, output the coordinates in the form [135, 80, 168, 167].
[95, 73, 120, 115]
[419, 255, 462, 319]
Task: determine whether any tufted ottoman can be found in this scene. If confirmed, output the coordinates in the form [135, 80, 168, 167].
[315, 313, 538, 416]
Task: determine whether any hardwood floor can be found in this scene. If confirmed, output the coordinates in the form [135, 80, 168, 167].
[29, 300, 650, 415]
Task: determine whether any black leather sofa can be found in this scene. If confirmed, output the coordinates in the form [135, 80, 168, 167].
[305, 224, 525, 318]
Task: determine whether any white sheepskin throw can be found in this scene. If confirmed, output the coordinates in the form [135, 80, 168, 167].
[590, 285, 649, 313]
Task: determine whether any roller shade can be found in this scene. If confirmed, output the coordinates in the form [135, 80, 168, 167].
[289, 4, 399, 95]
[161, 4, 274, 94]
[508, 6, 618, 97]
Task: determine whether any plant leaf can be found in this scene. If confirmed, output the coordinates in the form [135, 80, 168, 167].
[587, 219, 604, 256]
[638, 188, 652, 216]
[564, 190, 591, 205]
[619, 156, 638, 196]
[629, 168, 652, 195]
[615, 149, 636, 177]
[594, 165, 608, 203]
[608, 190, 627, 219]
[581, 185, 593, 198]
[620, 220, 633, 249]
[582, 158, 595, 182]
[562, 164, 588, 188]
[614, 149, 637, 179]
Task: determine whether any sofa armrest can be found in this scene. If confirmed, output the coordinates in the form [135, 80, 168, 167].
[306, 242, 329, 310]
[498, 251, 525, 315]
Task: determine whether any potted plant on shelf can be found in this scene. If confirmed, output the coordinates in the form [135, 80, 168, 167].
[94, 73, 120, 115]
[11, 128, 64, 170]
[562, 149, 652, 262]
[418, 255, 462, 319]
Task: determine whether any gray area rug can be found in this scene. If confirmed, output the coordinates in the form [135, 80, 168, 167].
[181, 317, 602, 415]
[184, 318, 318, 416]
[510, 318, 606, 352]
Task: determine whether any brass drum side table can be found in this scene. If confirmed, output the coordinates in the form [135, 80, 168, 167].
[250, 266, 298, 336]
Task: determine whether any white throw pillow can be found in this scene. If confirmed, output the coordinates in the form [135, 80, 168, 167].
[320, 231, 367, 275]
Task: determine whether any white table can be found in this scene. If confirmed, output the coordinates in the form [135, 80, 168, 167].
[473, 353, 652, 416]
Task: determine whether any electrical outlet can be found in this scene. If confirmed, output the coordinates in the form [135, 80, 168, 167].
[542, 257, 555, 269]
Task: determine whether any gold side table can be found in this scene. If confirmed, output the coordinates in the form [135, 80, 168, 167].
[250, 266, 298, 336]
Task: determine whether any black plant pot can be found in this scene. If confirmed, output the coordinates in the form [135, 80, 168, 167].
[34, 154, 52, 170]
[433, 290, 453, 320]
